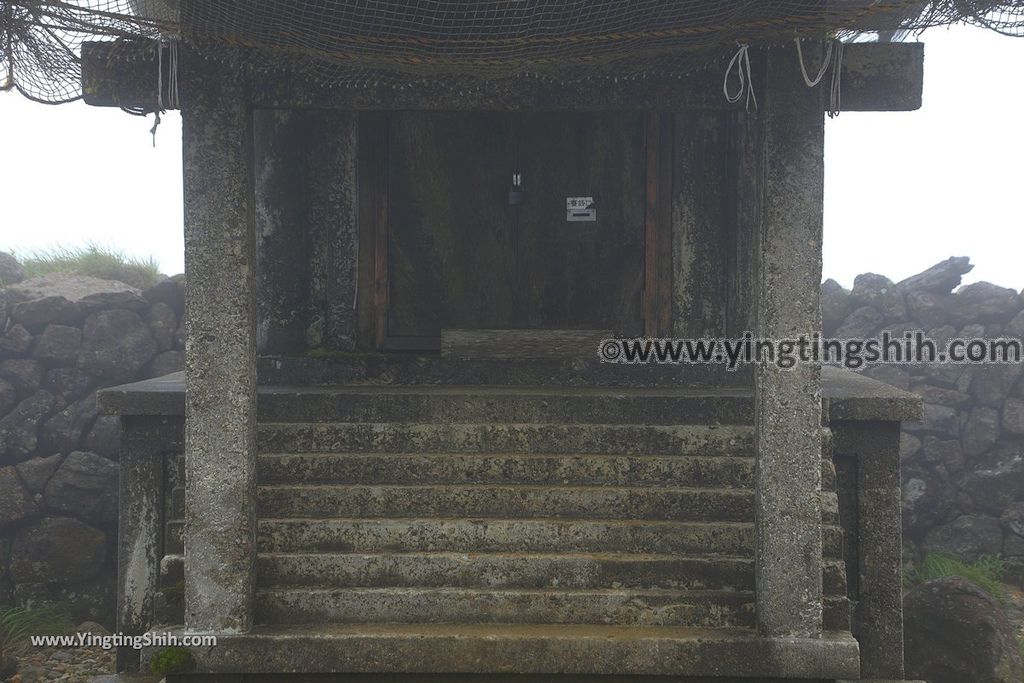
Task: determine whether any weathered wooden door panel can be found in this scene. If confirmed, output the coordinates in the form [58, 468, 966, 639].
[379, 111, 651, 345]
[515, 112, 646, 333]
[387, 112, 517, 338]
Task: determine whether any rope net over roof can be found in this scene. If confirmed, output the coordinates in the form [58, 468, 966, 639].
[2, 1, 1024, 104]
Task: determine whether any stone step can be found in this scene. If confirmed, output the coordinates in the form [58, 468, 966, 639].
[257, 422, 755, 456]
[168, 517, 844, 557]
[258, 452, 756, 488]
[256, 484, 754, 522]
[255, 586, 758, 629]
[141, 623, 862, 679]
[253, 552, 850, 595]
[251, 517, 845, 557]
[258, 386, 753, 425]
[258, 355, 753, 389]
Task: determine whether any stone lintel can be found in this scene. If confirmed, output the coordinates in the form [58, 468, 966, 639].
[82, 40, 923, 112]
[754, 43, 825, 639]
[180, 46, 258, 633]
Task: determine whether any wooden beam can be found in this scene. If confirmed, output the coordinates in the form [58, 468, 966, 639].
[81, 40, 924, 113]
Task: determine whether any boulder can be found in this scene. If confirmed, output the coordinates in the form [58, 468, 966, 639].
[0, 377, 16, 417]
[9, 296, 81, 331]
[923, 514, 1003, 561]
[896, 256, 973, 295]
[43, 451, 119, 524]
[1008, 309, 1024, 337]
[147, 301, 178, 352]
[0, 390, 55, 462]
[921, 436, 964, 473]
[83, 416, 120, 460]
[834, 305, 883, 338]
[821, 279, 851, 334]
[143, 276, 185, 316]
[14, 454, 64, 494]
[1003, 397, 1024, 435]
[850, 273, 906, 320]
[966, 361, 1024, 408]
[863, 364, 911, 390]
[905, 290, 950, 329]
[43, 366, 96, 405]
[148, 350, 185, 377]
[902, 474, 956, 533]
[31, 324, 82, 365]
[900, 432, 922, 460]
[5, 273, 140, 305]
[961, 406, 1002, 458]
[904, 576, 1023, 683]
[1000, 502, 1024, 539]
[78, 309, 157, 381]
[0, 358, 43, 397]
[959, 457, 1024, 516]
[911, 383, 970, 408]
[0, 465, 38, 526]
[906, 402, 959, 438]
[0, 323, 33, 354]
[8, 516, 106, 584]
[39, 393, 98, 455]
[951, 281, 1022, 326]
[0, 250, 25, 284]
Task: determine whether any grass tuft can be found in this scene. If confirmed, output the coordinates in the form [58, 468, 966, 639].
[0, 603, 75, 658]
[906, 552, 1007, 602]
[11, 243, 161, 289]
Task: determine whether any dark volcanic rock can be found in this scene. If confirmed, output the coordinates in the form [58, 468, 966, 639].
[0, 358, 43, 397]
[78, 309, 157, 381]
[143, 276, 185, 316]
[904, 577, 1023, 683]
[952, 282, 1022, 325]
[834, 305, 884, 338]
[39, 393, 98, 455]
[83, 415, 120, 460]
[44, 451, 119, 524]
[43, 366, 97, 405]
[0, 390, 55, 462]
[148, 350, 185, 377]
[896, 256, 973, 294]
[147, 301, 178, 352]
[1004, 398, 1024, 435]
[0, 324, 33, 354]
[905, 290, 950, 329]
[0, 465, 38, 526]
[10, 296, 81, 331]
[31, 324, 82, 365]
[961, 406, 1002, 458]
[15, 453, 64, 494]
[0, 250, 25, 284]
[9, 516, 106, 583]
[850, 273, 906, 320]
[923, 514, 1003, 561]
[821, 279, 851, 333]
[0, 377, 15, 417]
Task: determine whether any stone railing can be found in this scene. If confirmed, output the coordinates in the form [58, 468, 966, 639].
[822, 257, 1024, 581]
[0, 254, 185, 628]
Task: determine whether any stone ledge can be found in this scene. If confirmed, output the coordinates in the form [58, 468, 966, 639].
[141, 624, 860, 679]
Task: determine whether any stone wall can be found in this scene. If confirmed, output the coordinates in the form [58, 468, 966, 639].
[822, 257, 1024, 580]
[0, 252, 185, 627]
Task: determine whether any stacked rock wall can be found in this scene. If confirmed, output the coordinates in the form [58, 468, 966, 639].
[823, 257, 1024, 579]
[0, 253, 184, 627]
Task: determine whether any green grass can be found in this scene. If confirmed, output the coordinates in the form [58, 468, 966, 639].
[151, 646, 195, 675]
[906, 552, 1007, 602]
[0, 603, 75, 657]
[10, 243, 162, 289]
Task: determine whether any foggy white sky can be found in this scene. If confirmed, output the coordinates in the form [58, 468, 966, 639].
[0, 24, 1021, 290]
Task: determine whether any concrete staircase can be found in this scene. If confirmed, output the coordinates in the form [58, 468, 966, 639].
[159, 371, 859, 677]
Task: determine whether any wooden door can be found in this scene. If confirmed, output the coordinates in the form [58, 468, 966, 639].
[360, 111, 664, 350]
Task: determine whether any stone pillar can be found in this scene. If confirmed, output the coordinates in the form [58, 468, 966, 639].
[180, 47, 257, 633]
[754, 44, 825, 639]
